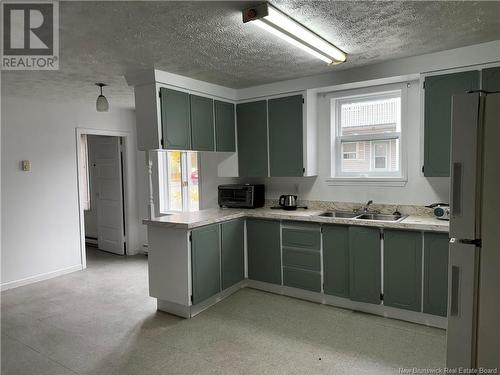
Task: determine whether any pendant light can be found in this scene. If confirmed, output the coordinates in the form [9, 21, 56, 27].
[95, 83, 109, 112]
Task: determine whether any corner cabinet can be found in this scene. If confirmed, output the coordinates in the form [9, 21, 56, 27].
[423, 70, 479, 177]
[247, 219, 281, 285]
[160, 88, 192, 150]
[221, 219, 245, 290]
[191, 224, 221, 305]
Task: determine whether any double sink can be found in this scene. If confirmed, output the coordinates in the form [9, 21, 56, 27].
[317, 211, 407, 222]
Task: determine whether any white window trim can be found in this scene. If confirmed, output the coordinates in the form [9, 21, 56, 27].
[158, 151, 201, 214]
[328, 82, 408, 186]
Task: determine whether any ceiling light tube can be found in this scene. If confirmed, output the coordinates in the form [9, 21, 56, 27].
[243, 2, 346, 64]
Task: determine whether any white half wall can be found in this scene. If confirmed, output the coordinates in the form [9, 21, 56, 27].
[0, 96, 146, 289]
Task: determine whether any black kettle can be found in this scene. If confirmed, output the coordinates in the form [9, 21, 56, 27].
[279, 195, 298, 211]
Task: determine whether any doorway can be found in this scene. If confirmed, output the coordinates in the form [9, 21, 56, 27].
[76, 129, 131, 267]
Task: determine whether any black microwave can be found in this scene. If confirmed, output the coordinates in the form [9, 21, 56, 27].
[218, 184, 265, 208]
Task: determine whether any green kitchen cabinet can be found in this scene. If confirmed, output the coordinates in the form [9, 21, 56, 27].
[323, 225, 350, 298]
[221, 219, 245, 290]
[283, 267, 321, 292]
[423, 70, 479, 176]
[160, 88, 191, 150]
[190, 94, 215, 151]
[191, 224, 221, 305]
[482, 66, 500, 92]
[215, 100, 236, 152]
[236, 101, 268, 177]
[268, 95, 304, 176]
[282, 226, 321, 250]
[247, 219, 281, 285]
[384, 230, 422, 312]
[423, 232, 449, 317]
[349, 226, 381, 304]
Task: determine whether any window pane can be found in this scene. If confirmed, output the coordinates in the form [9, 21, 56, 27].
[340, 96, 401, 136]
[340, 139, 399, 174]
[187, 152, 199, 212]
[167, 151, 182, 211]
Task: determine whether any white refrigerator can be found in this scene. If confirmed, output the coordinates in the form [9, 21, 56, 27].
[446, 91, 500, 368]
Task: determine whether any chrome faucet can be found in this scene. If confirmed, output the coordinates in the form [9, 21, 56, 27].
[363, 200, 373, 213]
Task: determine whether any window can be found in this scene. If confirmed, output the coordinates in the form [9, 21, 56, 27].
[159, 151, 199, 213]
[333, 89, 402, 178]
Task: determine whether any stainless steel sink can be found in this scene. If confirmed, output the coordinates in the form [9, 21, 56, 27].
[356, 213, 407, 222]
[317, 211, 360, 218]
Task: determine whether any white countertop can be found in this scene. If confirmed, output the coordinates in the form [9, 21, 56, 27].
[143, 208, 449, 233]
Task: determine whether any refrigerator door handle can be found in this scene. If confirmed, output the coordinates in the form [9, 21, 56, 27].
[451, 162, 462, 216]
[450, 265, 460, 317]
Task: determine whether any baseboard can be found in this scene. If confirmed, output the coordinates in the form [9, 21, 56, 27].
[1, 264, 83, 291]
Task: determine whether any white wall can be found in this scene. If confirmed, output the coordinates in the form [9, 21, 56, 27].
[0, 96, 147, 289]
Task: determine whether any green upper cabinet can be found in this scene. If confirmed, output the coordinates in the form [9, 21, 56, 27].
[191, 224, 221, 305]
[190, 95, 215, 151]
[424, 70, 479, 177]
[236, 101, 268, 177]
[268, 95, 304, 176]
[423, 232, 449, 317]
[160, 88, 191, 150]
[215, 100, 236, 152]
[323, 225, 350, 298]
[221, 219, 245, 290]
[349, 226, 381, 304]
[247, 219, 281, 285]
[482, 66, 500, 92]
[384, 230, 422, 312]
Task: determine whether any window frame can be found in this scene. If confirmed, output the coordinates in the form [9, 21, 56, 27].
[158, 151, 200, 214]
[329, 83, 408, 184]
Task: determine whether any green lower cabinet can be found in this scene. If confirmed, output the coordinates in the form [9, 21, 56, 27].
[423, 232, 449, 317]
[221, 219, 245, 290]
[349, 226, 381, 304]
[283, 267, 321, 292]
[383, 230, 422, 312]
[191, 224, 221, 305]
[282, 226, 321, 250]
[247, 219, 281, 285]
[323, 225, 350, 298]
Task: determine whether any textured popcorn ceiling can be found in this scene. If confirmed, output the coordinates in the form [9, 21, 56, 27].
[2, 1, 500, 108]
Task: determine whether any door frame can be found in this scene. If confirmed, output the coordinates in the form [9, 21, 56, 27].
[75, 128, 131, 268]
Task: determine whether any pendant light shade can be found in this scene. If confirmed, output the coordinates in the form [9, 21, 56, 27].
[95, 83, 109, 112]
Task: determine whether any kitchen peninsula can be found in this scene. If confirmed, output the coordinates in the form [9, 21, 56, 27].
[144, 207, 449, 328]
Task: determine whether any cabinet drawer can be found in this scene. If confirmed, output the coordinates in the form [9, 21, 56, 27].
[283, 267, 321, 292]
[282, 228, 321, 250]
[282, 247, 320, 271]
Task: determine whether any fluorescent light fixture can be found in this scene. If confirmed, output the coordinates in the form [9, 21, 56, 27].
[243, 2, 346, 65]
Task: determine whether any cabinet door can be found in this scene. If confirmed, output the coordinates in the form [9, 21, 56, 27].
[190, 95, 215, 151]
[384, 230, 422, 312]
[323, 225, 350, 298]
[236, 101, 268, 177]
[247, 219, 281, 285]
[160, 88, 191, 150]
[482, 66, 500, 92]
[349, 226, 381, 304]
[221, 219, 244, 290]
[268, 95, 303, 176]
[191, 224, 220, 304]
[215, 100, 236, 152]
[424, 71, 479, 176]
[423, 232, 449, 316]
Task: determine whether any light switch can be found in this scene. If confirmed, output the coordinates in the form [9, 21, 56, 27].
[21, 160, 31, 171]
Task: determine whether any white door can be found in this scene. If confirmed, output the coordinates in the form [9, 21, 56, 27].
[93, 136, 125, 255]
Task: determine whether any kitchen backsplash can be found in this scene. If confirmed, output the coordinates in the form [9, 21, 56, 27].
[264, 199, 434, 217]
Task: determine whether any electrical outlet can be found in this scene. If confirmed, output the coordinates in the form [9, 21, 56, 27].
[21, 160, 31, 172]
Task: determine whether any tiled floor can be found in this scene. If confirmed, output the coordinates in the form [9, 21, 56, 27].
[1, 247, 446, 374]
